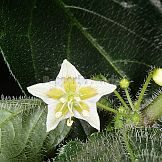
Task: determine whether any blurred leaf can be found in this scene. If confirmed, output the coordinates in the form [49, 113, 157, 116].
[0, 0, 162, 93]
[0, 98, 70, 162]
[141, 90, 162, 125]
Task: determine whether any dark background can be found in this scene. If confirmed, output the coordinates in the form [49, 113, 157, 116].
[0, 54, 23, 96]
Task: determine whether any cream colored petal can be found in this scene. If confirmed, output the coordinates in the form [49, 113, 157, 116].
[74, 102, 100, 130]
[80, 79, 116, 102]
[57, 59, 84, 79]
[27, 81, 62, 104]
[46, 104, 70, 132]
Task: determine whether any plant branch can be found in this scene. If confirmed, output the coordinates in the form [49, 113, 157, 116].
[97, 102, 118, 114]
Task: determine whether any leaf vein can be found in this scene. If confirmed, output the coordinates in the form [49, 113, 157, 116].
[58, 0, 124, 77]
[65, 5, 162, 52]
[27, 0, 37, 81]
[112, 60, 151, 67]
[0, 46, 26, 95]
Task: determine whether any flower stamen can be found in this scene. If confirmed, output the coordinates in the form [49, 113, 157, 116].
[67, 118, 73, 126]
[66, 99, 75, 126]
[77, 102, 89, 117]
[74, 97, 81, 102]
[59, 97, 66, 103]
[55, 102, 67, 118]
[55, 112, 62, 118]
[67, 99, 74, 115]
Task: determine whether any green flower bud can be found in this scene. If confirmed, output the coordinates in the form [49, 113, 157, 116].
[119, 78, 130, 89]
[153, 68, 162, 86]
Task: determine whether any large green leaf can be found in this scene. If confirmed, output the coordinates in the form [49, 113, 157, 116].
[0, 0, 162, 93]
[55, 128, 162, 162]
[0, 98, 70, 162]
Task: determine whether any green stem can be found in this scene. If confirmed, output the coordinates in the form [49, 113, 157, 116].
[114, 90, 129, 109]
[136, 72, 153, 110]
[97, 102, 118, 114]
[125, 89, 134, 110]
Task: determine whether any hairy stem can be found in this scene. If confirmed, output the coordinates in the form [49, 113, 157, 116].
[136, 72, 153, 110]
[97, 102, 118, 114]
[114, 90, 129, 109]
[125, 89, 134, 110]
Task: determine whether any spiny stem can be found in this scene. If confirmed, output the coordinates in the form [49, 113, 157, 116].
[136, 72, 153, 110]
[125, 89, 134, 110]
[114, 90, 129, 109]
[97, 102, 118, 114]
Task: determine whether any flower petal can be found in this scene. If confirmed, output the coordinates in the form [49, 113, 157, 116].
[57, 59, 84, 79]
[46, 104, 70, 132]
[79, 79, 116, 102]
[74, 102, 100, 130]
[27, 81, 62, 104]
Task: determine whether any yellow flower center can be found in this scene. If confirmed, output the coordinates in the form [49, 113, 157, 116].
[46, 77, 98, 126]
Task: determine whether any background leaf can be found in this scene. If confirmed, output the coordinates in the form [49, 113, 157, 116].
[0, 98, 70, 162]
[55, 128, 162, 162]
[0, 0, 162, 94]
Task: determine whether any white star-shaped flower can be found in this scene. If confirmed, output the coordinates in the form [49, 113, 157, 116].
[27, 59, 116, 132]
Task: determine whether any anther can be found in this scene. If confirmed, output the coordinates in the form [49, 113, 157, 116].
[67, 118, 73, 126]
[55, 112, 62, 118]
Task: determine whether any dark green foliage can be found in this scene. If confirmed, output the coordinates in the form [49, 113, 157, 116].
[55, 128, 162, 162]
[56, 140, 83, 161]
[0, 0, 162, 94]
[0, 0, 162, 161]
[0, 98, 70, 162]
